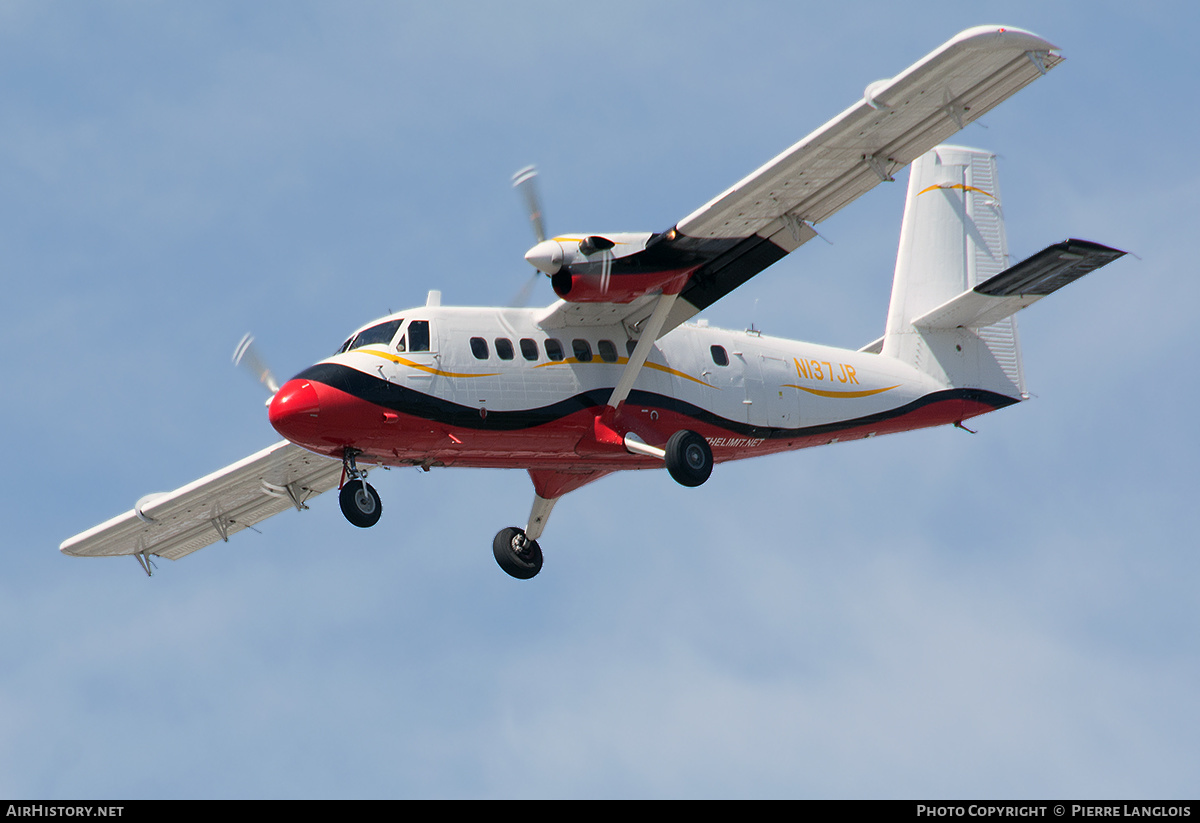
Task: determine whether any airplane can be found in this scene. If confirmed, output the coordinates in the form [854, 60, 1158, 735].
[60, 25, 1125, 580]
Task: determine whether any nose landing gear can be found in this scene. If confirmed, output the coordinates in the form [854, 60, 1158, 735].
[338, 448, 382, 528]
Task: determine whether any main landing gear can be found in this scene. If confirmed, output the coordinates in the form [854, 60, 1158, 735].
[493, 493, 555, 580]
[493, 527, 544, 579]
[491, 428, 713, 580]
[329, 429, 712, 581]
[664, 430, 713, 487]
[338, 448, 382, 528]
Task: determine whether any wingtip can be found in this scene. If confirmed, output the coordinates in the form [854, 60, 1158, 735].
[951, 24, 1060, 54]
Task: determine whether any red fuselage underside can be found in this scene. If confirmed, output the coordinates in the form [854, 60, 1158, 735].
[269, 376, 1005, 472]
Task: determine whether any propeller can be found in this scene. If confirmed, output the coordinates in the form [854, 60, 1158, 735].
[233, 333, 280, 396]
[512, 164, 546, 243]
[511, 165, 551, 306]
[511, 165, 617, 300]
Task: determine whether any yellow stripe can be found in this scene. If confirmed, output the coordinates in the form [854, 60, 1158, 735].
[359, 349, 501, 378]
[781, 384, 900, 399]
[534, 356, 715, 388]
[645, 360, 716, 389]
[366, 347, 716, 388]
[917, 183, 995, 199]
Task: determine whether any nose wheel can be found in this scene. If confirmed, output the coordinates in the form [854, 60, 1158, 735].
[340, 481, 381, 528]
[338, 448, 382, 528]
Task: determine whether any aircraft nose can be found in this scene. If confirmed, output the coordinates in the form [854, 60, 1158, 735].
[269, 378, 321, 440]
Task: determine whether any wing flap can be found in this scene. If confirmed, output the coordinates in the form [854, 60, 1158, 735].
[60, 441, 342, 561]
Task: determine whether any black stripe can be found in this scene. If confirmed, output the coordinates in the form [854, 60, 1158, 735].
[562, 233, 742, 278]
[677, 233, 790, 312]
[297, 363, 1017, 440]
[545, 230, 790, 313]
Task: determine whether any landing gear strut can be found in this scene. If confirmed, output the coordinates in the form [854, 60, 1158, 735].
[338, 448, 382, 528]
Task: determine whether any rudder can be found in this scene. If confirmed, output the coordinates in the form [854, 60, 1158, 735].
[880, 146, 1025, 399]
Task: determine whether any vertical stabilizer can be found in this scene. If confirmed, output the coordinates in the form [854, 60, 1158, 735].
[881, 146, 1025, 398]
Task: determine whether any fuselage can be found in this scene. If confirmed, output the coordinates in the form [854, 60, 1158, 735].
[267, 303, 1018, 474]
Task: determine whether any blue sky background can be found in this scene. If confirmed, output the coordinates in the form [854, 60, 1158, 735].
[2, 0, 1197, 799]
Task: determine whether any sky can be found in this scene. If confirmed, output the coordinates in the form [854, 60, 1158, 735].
[2, 0, 1197, 800]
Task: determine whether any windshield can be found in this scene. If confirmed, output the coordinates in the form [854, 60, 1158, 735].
[337, 319, 403, 354]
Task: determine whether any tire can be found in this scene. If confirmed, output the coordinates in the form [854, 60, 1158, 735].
[665, 430, 713, 487]
[493, 526, 543, 580]
[339, 481, 382, 528]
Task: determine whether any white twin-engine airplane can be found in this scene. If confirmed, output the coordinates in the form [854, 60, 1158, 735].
[62, 26, 1124, 579]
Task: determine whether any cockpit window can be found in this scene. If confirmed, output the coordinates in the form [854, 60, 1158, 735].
[339, 319, 403, 353]
[407, 320, 430, 352]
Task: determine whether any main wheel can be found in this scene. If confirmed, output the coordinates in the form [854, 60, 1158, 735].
[665, 429, 713, 487]
[493, 526, 543, 580]
[339, 480, 382, 528]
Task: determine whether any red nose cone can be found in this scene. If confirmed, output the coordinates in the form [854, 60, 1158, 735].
[269, 379, 321, 441]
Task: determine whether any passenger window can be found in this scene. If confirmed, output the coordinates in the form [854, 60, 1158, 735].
[598, 340, 618, 363]
[710, 345, 729, 366]
[626, 340, 638, 356]
[572, 339, 593, 362]
[520, 338, 538, 361]
[408, 320, 430, 352]
[544, 339, 565, 361]
[470, 337, 489, 360]
[495, 337, 514, 360]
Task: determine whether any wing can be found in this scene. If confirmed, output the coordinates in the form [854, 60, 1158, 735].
[537, 25, 1061, 336]
[60, 441, 342, 563]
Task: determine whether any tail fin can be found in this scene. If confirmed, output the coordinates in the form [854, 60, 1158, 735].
[881, 145, 1026, 398]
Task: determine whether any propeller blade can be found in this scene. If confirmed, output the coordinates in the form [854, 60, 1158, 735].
[509, 272, 542, 308]
[512, 165, 546, 244]
[233, 333, 280, 396]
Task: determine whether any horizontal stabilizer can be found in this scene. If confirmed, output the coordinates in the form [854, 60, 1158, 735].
[911, 239, 1124, 329]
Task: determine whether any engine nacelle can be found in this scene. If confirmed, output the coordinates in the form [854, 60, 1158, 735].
[551, 266, 692, 303]
[525, 232, 652, 273]
[524, 231, 692, 303]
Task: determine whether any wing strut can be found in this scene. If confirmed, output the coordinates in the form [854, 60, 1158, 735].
[606, 291, 680, 411]
[134, 550, 155, 577]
